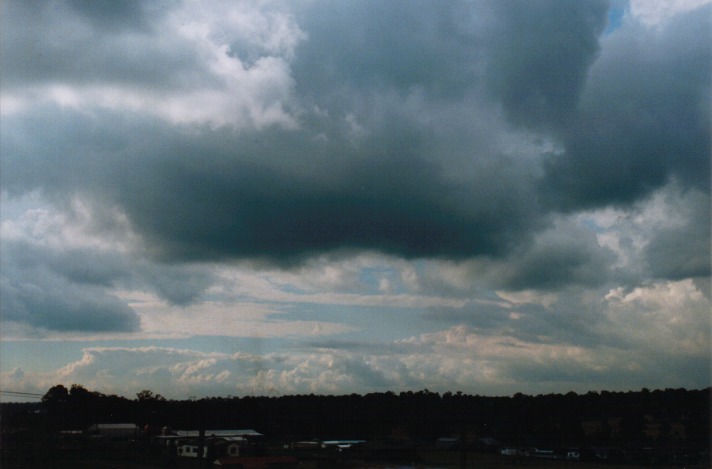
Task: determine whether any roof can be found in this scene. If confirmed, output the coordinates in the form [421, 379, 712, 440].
[89, 423, 138, 429]
[176, 429, 262, 438]
[321, 440, 366, 449]
[322, 440, 366, 446]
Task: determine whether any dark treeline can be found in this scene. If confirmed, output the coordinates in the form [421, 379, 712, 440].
[2, 385, 710, 450]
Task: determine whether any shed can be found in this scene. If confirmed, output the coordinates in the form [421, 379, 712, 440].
[87, 423, 140, 439]
[176, 429, 262, 438]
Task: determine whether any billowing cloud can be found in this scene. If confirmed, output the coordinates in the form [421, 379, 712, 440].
[2, 0, 707, 267]
[0, 0, 581, 265]
[482, 0, 608, 128]
[542, 5, 710, 209]
[3, 0, 707, 262]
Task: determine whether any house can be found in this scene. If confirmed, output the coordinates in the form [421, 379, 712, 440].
[177, 444, 209, 458]
[223, 437, 245, 457]
[176, 434, 250, 459]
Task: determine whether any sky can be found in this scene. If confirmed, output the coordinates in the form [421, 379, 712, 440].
[1, 0, 710, 402]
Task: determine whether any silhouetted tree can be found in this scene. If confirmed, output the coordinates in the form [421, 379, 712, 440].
[8, 383, 709, 459]
[41, 384, 69, 404]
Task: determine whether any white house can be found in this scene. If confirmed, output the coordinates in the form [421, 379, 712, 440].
[177, 444, 209, 458]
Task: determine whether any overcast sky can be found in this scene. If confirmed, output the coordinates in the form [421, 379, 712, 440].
[1, 0, 710, 401]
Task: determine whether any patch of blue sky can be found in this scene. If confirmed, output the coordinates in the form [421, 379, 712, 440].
[176, 334, 290, 356]
[358, 266, 404, 293]
[286, 303, 435, 343]
[0, 335, 294, 377]
[580, 217, 606, 233]
[0, 340, 85, 373]
[269, 277, 310, 295]
[605, 0, 628, 35]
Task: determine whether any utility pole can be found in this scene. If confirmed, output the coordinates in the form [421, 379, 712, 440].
[197, 428, 205, 467]
[460, 426, 467, 469]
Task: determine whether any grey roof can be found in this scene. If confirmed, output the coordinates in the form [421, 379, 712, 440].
[175, 429, 262, 438]
[89, 423, 138, 429]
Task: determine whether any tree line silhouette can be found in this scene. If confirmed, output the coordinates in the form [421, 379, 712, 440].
[2, 385, 710, 451]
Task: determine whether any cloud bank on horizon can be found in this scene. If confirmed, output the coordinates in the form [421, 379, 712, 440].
[1, 0, 710, 399]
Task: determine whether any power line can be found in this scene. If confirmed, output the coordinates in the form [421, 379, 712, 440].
[0, 390, 44, 398]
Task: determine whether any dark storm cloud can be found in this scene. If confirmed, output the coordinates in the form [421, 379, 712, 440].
[0, 105, 542, 263]
[290, 1, 479, 100]
[291, 0, 608, 118]
[2, 0, 709, 279]
[482, 0, 609, 129]
[0, 242, 140, 332]
[0, 277, 139, 333]
[134, 261, 215, 306]
[541, 5, 711, 210]
[0, 234, 214, 332]
[20, 244, 127, 288]
[0, 1, 572, 264]
[498, 222, 616, 290]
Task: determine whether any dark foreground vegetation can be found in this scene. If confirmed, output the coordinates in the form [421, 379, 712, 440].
[1, 386, 709, 468]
